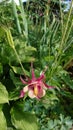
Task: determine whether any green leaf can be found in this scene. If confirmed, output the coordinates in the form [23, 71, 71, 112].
[11, 66, 29, 76]
[0, 82, 9, 104]
[42, 92, 59, 109]
[61, 74, 73, 89]
[11, 107, 39, 130]
[0, 110, 7, 130]
[47, 120, 55, 129]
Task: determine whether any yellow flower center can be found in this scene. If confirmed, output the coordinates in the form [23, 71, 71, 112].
[34, 86, 38, 96]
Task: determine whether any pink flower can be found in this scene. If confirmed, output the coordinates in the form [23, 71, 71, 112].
[20, 63, 53, 99]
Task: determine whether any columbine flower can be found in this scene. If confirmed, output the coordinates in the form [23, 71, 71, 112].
[20, 63, 53, 99]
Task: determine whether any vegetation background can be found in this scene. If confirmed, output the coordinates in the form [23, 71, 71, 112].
[0, 0, 73, 130]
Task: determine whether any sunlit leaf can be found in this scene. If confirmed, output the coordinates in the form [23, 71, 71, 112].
[0, 82, 9, 104]
[0, 110, 7, 130]
[11, 107, 39, 130]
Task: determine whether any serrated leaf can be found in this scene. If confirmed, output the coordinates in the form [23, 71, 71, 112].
[47, 120, 54, 129]
[0, 110, 7, 130]
[11, 107, 39, 130]
[0, 82, 9, 104]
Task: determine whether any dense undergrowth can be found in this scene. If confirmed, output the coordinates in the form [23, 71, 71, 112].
[0, 0, 73, 130]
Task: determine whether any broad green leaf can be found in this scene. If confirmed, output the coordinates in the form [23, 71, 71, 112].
[0, 82, 9, 104]
[0, 110, 7, 130]
[11, 107, 39, 130]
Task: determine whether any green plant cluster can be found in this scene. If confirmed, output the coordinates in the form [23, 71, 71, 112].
[0, 0, 73, 130]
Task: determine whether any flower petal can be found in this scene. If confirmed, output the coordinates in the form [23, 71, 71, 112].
[37, 73, 45, 81]
[20, 76, 27, 84]
[42, 89, 46, 97]
[28, 90, 36, 98]
[20, 90, 25, 98]
[37, 85, 43, 97]
[23, 86, 28, 92]
[44, 83, 54, 89]
[36, 86, 46, 98]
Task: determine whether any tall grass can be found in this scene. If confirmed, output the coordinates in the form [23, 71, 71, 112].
[19, 0, 28, 39]
[2, 0, 73, 78]
[48, 0, 73, 79]
[12, 0, 21, 34]
[12, 0, 28, 41]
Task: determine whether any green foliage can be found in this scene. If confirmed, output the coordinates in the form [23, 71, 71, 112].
[41, 114, 73, 130]
[0, 110, 7, 130]
[0, 26, 36, 66]
[0, 82, 9, 104]
[0, 0, 73, 130]
[0, 1, 13, 26]
[11, 106, 38, 130]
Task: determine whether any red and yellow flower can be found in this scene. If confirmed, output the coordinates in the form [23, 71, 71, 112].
[20, 64, 53, 99]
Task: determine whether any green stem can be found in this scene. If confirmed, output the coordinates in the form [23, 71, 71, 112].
[13, 47, 26, 74]
[59, 0, 63, 35]
[2, 26, 26, 75]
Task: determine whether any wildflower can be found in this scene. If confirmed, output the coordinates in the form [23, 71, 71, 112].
[20, 63, 53, 99]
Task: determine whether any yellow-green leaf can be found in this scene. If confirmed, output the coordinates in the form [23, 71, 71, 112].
[0, 110, 7, 130]
[0, 82, 9, 104]
[11, 107, 39, 130]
